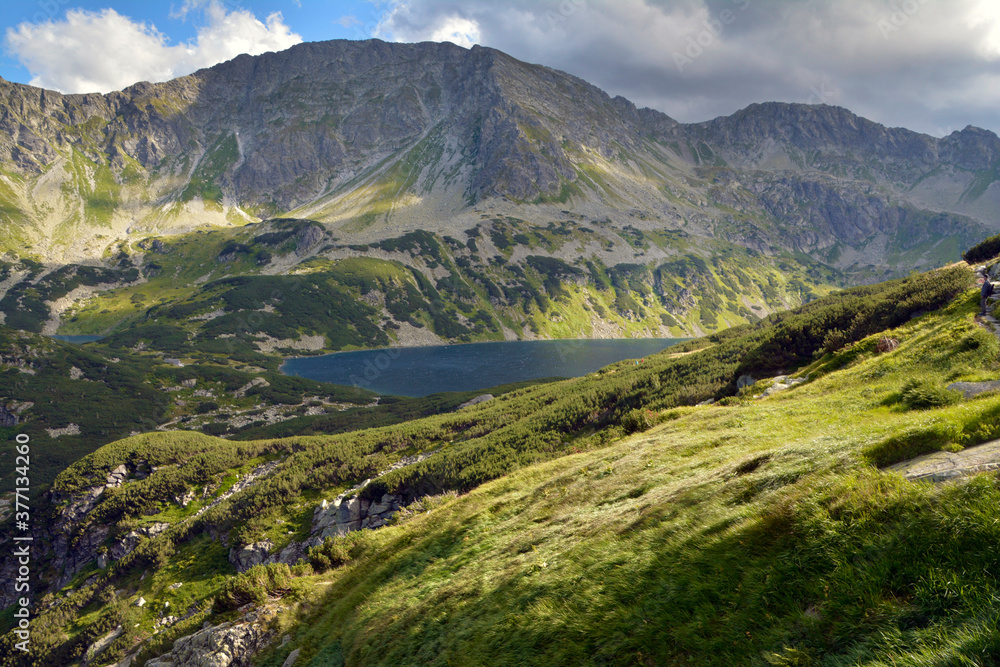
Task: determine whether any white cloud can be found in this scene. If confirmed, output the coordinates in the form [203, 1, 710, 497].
[429, 17, 480, 48]
[5, 2, 302, 94]
[375, 0, 1000, 136]
[336, 14, 362, 29]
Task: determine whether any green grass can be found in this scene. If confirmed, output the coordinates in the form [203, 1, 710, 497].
[2, 264, 986, 666]
[181, 133, 240, 209]
[251, 282, 1000, 667]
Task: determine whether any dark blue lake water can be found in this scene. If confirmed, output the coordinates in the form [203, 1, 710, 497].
[50, 335, 104, 344]
[281, 338, 685, 397]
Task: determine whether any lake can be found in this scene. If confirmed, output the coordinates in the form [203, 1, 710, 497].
[281, 338, 686, 397]
[50, 335, 104, 344]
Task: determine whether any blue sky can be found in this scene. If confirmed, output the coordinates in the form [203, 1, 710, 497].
[0, 1, 396, 87]
[1, 1, 1000, 135]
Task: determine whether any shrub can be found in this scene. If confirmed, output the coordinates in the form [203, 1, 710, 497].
[201, 423, 229, 436]
[822, 328, 848, 354]
[215, 562, 292, 611]
[308, 533, 370, 573]
[875, 337, 899, 353]
[863, 423, 961, 467]
[196, 401, 220, 414]
[900, 379, 961, 410]
[963, 234, 1000, 264]
[621, 408, 654, 434]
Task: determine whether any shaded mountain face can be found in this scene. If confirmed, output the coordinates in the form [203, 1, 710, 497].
[0, 38, 996, 274]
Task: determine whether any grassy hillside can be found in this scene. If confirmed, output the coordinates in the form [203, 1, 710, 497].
[5, 264, 996, 665]
[4, 219, 845, 355]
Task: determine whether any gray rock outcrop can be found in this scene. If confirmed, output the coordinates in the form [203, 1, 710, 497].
[458, 394, 494, 410]
[946, 380, 1000, 399]
[229, 541, 274, 574]
[145, 608, 277, 667]
[84, 625, 123, 665]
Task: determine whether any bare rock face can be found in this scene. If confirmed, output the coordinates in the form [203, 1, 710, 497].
[1, 38, 998, 273]
[145, 608, 277, 667]
[229, 541, 274, 574]
[0, 405, 19, 426]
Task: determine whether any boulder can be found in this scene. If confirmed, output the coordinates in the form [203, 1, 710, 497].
[337, 497, 362, 524]
[458, 394, 494, 410]
[946, 380, 1000, 399]
[111, 532, 142, 560]
[0, 405, 18, 427]
[175, 489, 196, 508]
[106, 464, 128, 488]
[228, 541, 274, 573]
[84, 625, 123, 665]
[146, 608, 277, 667]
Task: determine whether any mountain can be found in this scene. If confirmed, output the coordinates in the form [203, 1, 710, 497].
[1, 38, 998, 357]
[0, 39, 996, 275]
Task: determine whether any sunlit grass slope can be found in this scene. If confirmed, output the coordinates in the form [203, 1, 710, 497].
[259, 280, 1000, 666]
[8, 265, 1000, 666]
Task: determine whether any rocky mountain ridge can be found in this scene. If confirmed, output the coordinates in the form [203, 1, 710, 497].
[0, 38, 996, 277]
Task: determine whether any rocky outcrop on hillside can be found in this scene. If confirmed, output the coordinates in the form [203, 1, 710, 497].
[145, 607, 278, 667]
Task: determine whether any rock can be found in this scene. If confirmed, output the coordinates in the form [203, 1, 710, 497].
[176, 489, 196, 508]
[169, 582, 183, 590]
[0, 405, 19, 427]
[47, 423, 81, 438]
[235, 377, 270, 398]
[159, 615, 178, 627]
[84, 625, 123, 664]
[64, 485, 105, 521]
[736, 374, 755, 390]
[761, 383, 789, 398]
[458, 394, 494, 410]
[228, 540, 274, 573]
[106, 464, 129, 488]
[97, 553, 108, 569]
[276, 541, 309, 566]
[135, 597, 146, 608]
[144, 522, 171, 538]
[337, 497, 362, 524]
[294, 224, 324, 256]
[70, 366, 84, 380]
[888, 438, 1000, 482]
[946, 380, 1000, 399]
[281, 648, 301, 667]
[182, 379, 197, 388]
[145, 608, 277, 667]
[110, 532, 143, 560]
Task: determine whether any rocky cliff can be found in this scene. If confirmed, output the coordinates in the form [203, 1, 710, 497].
[0, 39, 995, 273]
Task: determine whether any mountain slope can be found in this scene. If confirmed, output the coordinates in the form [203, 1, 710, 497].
[0, 39, 993, 279]
[3, 263, 995, 665]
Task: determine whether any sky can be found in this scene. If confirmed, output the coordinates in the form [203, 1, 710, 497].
[1, 0, 999, 137]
